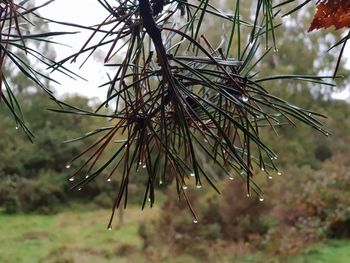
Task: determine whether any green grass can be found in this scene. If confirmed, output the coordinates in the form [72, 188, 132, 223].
[0, 207, 158, 263]
[233, 240, 350, 263]
[0, 208, 350, 263]
[292, 240, 350, 263]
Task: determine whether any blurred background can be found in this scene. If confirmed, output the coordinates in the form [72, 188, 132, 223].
[0, 1, 350, 262]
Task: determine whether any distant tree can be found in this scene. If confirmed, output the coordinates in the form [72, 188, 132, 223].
[0, 0, 348, 227]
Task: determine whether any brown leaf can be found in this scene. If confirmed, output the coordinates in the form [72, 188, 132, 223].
[308, 0, 350, 32]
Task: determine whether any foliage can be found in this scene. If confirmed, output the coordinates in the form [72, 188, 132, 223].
[1, 207, 350, 263]
[0, 0, 349, 227]
[45, 0, 340, 228]
[140, 97, 350, 260]
[0, 93, 123, 213]
[0, 0, 75, 139]
[308, 0, 350, 31]
[1, 1, 349, 261]
[307, 0, 350, 77]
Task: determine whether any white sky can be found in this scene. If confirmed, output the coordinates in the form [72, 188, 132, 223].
[35, 0, 111, 101]
[35, 0, 350, 102]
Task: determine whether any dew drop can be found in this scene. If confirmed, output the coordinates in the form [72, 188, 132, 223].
[325, 132, 329, 136]
[78, 187, 82, 191]
[229, 176, 234, 180]
[204, 139, 208, 143]
[159, 180, 163, 185]
[196, 184, 202, 189]
[69, 177, 74, 182]
[139, 161, 142, 165]
[277, 171, 282, 176]
[193, 219, 198, 224]
[15, 126, 19, 130]
[261, 167, 265, 172]
[268, 175, 273, 180]
[107, 178, 112, 182]
[148, 197, 151, 202]
[274, 48, 279, 52]
[108, 227, 112, 231]
[241, 95, 249, 102]
[85, 175, 89, 179]
[190, 172, 195, 177]
[66, 164, 71, 169]
[274, 156, 278, 160]
[182, 185, 188, 190]
[308, 113, 312, 116]
[142, 164, 147, 169]
[246, 193, 251, 198]
[259, 196, 264, 202]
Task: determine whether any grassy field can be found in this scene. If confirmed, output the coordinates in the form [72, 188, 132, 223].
[0, 207, 157, 263]
[1, 208, 350, 263]
[237, 240, 350, 263]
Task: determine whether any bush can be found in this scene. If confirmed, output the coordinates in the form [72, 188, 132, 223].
[18, 179, 64, 213]
[2, 191, 21, 214]
[93, 192, 113, 208]
[314, 144, 332, 162]
[0, 171, 66, 214]
[144, 179, 272, 258]
[327, 217, 350, 239]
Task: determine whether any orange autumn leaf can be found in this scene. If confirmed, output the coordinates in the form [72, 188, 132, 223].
[308, 0, 350, 32]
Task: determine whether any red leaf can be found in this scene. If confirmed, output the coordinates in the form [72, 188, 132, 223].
[308, 0, 350, 32]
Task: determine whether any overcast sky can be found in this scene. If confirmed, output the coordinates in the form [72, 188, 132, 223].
[35, 0, 111, 101]
[35, 0, 349, 101]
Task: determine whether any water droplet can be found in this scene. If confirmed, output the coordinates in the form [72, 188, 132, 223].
[261, 167, 265, 172]
[259, 197, 264, 202]
[107, 178, 112, 182]
[15, 126, 19, 130]
[274, 48, 279, 52]
[196, 184, 202, 189]
[223, 149, 226, 154]
[142, 164, 147, 169]
[108, 226, 112, 231]
[139, 161, 142, 165]
[241, 95, 249, 102]
[246, 193, 251, 197]
[193, 219, 198, 224]
[148, 197, 151, 202]
[69, 177, 74, 182]
[78, 187, 82, 191]
[159, 180, 163, 185]
[268, 176, 273, 180]
[85, 175, 89, 179]
[274, 156, 278, 160]
[182, 185, 188, 190]
[277, 171, 282, 176]
[229, 176, 234, 180]
[325, 132, 329, 136]
[308, 113, 312, 116]
[66, 164, 71, 169]
[204, 139, 208, 143]
[190, 172, 195, 177]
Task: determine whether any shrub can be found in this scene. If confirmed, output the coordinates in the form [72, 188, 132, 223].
[145, 179, 272, 258]
[0, 171, 66, 214]
[314, 144, 332, 162]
